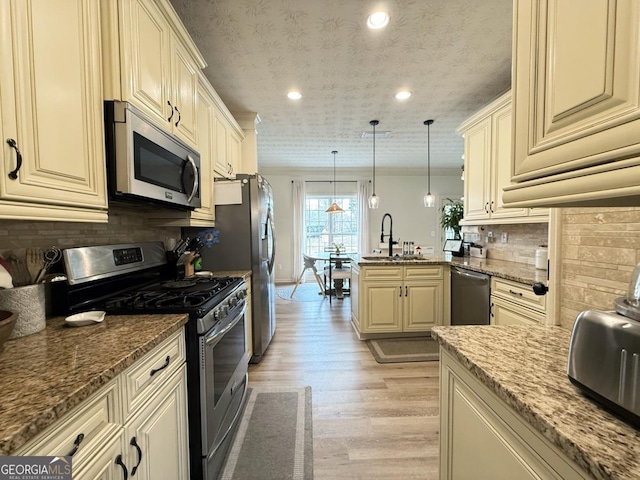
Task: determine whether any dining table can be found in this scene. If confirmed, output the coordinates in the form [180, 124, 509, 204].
[306, 252, 355, 299]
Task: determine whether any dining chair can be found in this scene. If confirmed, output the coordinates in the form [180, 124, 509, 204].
[324, 255, 351, 304]
[290, 254, 326, 298]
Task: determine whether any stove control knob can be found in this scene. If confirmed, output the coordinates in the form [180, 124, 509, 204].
[221, 305, 229, 318]
[238, 290, 247, 299]
[213, 310, 220, 322]
[230, 297, 238, 307]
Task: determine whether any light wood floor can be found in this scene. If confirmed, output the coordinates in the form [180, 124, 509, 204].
[248, 284, 440, 479]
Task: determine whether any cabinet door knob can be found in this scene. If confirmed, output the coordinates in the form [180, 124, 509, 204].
[6, 138, 23, 180]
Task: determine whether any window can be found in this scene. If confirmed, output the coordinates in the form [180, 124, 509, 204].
[305, 195, 358, 256]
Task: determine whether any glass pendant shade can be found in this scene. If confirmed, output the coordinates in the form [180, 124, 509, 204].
[326, 150, 344, 214]
[423, 119, 435, 208]
[423, 193, 436, 207]
[368, 120, 380, 209]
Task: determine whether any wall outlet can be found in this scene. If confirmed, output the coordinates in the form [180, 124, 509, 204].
[501, 232, 508, 243]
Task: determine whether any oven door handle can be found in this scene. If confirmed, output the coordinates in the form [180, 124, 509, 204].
[205, 306, 245, 346]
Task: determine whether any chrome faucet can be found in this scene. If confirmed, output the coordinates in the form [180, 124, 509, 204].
[381, 213, 394, 256]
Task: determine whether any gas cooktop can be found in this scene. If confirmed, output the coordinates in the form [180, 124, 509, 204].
[101, 276, 240, 316]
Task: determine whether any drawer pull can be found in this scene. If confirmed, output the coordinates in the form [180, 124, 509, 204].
[508, 289, 523, 297]
[6, 138, 23, 180]
[130, 436, 143, 476]
[115, 454, 129, 480]
[67, 433, 85, 457]
[149, 355, 171, 377]
[405, 286, 408, 296]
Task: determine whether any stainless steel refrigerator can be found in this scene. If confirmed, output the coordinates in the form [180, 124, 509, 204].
[186, 174, 276, 363]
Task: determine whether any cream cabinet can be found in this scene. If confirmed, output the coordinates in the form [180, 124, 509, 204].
[490, 277, 546, 326]
[15, 329, 189, 480]
[350, 263, 361, 331]
[0, 0, 108, 222]
[355, 265, 445, 336]
[458, 92, 547, 224]
[504, 0, 640, 207]
[439, 349, 591, 480]
[213, 107, 245, 179]
[101, 0, 205, 150]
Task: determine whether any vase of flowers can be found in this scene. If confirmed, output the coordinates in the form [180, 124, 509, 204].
[333, 242, 344, 255]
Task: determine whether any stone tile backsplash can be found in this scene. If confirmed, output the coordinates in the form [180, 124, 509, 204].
[558, 207, 640, 330]
[463, 222, 549, 265]
[0, 207, 180, 258]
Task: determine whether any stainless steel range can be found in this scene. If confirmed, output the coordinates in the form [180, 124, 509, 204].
[53, 241, 248, 480]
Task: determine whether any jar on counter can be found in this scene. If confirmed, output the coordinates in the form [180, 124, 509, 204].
[535, 246, 548, 270]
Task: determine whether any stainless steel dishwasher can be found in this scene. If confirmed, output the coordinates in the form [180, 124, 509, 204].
[451, 266, 490, 325]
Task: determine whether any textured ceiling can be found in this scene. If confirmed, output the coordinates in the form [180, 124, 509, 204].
[169, 0, 512, 170]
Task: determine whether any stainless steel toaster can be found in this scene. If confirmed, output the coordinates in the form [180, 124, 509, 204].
[567, 310, 640, 427]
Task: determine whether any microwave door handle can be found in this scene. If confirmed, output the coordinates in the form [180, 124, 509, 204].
[185, 155, 199, 204]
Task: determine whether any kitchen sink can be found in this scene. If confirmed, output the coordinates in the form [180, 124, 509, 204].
[360, 256, 397, 261]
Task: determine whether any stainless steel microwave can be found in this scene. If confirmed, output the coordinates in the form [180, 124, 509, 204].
[104, 101, 201, 210]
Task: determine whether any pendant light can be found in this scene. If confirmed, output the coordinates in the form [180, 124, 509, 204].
[368, 120, 380, 209]
[423, 119, 436, 208]
[326, 150, 344, 213]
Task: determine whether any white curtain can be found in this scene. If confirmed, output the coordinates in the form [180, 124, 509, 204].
[292, 180, 306, 281]
[357, 181, 370, 255]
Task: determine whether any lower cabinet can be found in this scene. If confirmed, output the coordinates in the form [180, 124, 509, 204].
[355, 264, 445, 336]
[15, 329, 189, 480]
[439, 349, 590, 480]
[490, 277, 546, 326]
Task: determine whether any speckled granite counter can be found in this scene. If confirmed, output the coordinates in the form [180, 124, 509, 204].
[449, 256, 547, 285]
[354, 254, 545, 285]
[206, 270, 252, 281]
[0, 313, 188, 455]
[431, 325, 640, 480]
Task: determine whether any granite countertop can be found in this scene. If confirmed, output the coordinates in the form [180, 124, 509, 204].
[354, 254, 545, 285]
[206, 270, 252, 280]
[0, 313, 188, 455]
[431, 325, 640, 480]
[449, 256, 547, 285]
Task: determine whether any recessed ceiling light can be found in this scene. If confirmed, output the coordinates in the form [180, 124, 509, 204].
[367, 12, 389, 29]
[395, 91, 411, 100]
[287, 91, 302, 100]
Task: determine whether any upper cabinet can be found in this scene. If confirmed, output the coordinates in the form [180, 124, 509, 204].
[101, 0, 205, 150]
[213, 106, 244, 179]
[458, 92, 547, 225]
[504, 0, 640, 207]
[0, 0, 108, 222]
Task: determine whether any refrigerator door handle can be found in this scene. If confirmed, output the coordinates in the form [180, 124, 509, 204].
[267, 210, 276, 274]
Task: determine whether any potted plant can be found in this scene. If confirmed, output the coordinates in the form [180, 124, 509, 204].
[440, 200, 464, 239]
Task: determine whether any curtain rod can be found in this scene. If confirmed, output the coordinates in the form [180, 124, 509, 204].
[291, 180, 371, 183]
